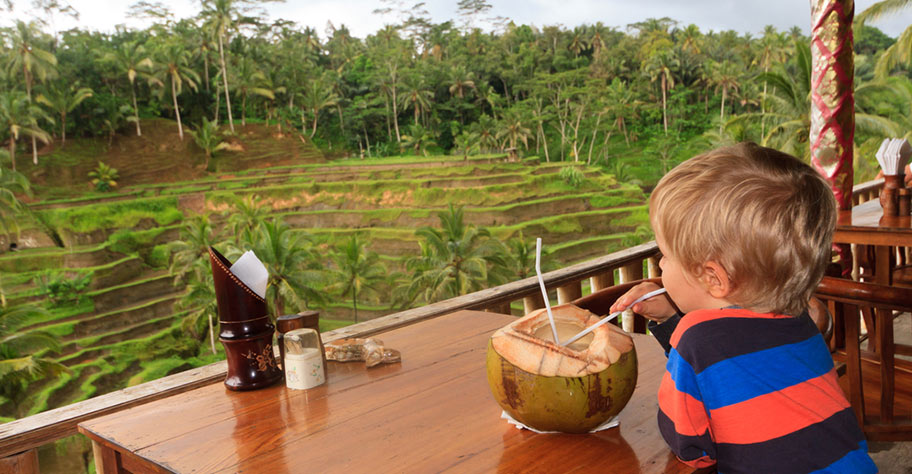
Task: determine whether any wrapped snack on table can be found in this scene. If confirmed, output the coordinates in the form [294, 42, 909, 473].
[325, 337, 401, 368]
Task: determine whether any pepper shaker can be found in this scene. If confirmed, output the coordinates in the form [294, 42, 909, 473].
[283, 328, 326, 390]
[276, 311, 326, 379]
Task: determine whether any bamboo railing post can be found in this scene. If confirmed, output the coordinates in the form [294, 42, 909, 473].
[0, 449, 38, 474]
[589, 273, 614, 294]
[647, 256, 661, 279]
[619, 260, 646, 333]
[523, 293, 544, 314]
[487, 302, 513, 316]
[557, 282, 582, 304]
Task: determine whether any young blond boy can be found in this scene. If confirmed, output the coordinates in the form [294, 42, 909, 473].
[612, 143, 876, 473]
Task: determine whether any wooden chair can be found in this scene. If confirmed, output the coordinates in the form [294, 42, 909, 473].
[815, 276, 912, 441]
[571, 278, 664, 334]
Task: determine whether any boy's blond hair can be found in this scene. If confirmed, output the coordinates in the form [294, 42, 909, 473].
[650, 142, 836, 316]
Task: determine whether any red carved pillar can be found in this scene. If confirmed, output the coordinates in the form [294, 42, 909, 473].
[810, 0, 854, 274]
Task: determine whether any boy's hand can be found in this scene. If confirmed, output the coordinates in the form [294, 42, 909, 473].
[610, 282, 676, 323]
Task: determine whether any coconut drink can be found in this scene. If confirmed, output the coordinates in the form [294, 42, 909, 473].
[486, 303, 637, 433]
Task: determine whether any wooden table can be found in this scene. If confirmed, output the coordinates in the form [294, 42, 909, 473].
[78, 310, 700, 474]
[835, 198, 912, 285]
[833, 199, 912, 285]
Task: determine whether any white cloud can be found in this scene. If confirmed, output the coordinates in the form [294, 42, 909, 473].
[5, 0, 911, 39]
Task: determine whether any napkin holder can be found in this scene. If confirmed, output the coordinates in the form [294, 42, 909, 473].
[209, 246, 283, 391]
[880, 174, 904, 217]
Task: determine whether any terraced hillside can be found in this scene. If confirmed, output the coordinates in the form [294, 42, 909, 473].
[1, 140, 649, 421]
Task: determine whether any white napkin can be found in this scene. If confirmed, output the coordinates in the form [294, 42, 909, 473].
[500, 410, 619, 434]
[229, 250, 268, 299]
[875, 138, 910, 175]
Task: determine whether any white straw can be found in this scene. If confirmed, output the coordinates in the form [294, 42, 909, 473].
[535, 238, 560, 344]
[561, 288, 668, 347]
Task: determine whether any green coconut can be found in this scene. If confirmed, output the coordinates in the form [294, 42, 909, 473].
[486, 303, 638, 433]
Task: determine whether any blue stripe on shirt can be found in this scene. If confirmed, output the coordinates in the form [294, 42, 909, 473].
[694, 335, 834, 410]
[666, 348, 702, 402]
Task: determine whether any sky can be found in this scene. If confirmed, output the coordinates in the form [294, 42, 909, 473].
[6, 0, 912, 40]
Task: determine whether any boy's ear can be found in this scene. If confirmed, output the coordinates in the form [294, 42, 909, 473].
[700, 261, 732, 298]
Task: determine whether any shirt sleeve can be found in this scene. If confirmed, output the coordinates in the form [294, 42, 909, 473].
[648, 313, 681, 356]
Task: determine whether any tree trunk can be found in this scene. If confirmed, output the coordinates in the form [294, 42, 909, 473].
[241, 93, 247, 126]
[131, 83, 142, 136]
[60, 112, 66, 146]
[391, 86, 401, 143]
[218, 35, 234, 133]
[352, 291, 359, 323]
[172, 77, 184, 141]
[587, 111, 603, 165]
[310, 107, 319, 138]
[208, 313, 216, 354]
[661, 74, 668, 135]
[761, 66, 768, 138]
[8, 138, 15, 173]
[719, 88, 727, 135]
[23, 67, 39, 165]
[203, 54, 210, 92]
[337, 105, 345, 135]
[214, 80, 221, 124]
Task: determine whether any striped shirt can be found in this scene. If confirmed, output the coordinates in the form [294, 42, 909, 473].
[655, 308, 877, 473]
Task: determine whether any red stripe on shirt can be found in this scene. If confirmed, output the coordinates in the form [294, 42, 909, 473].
[708, 369, 850, 444]
[669, 308, 793, 347]
[658, 371, 711, 438]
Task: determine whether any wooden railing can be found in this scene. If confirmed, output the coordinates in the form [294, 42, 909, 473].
[0, 178, 888, 470]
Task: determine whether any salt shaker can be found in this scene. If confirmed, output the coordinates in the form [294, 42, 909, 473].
[284, 328, 326, 390]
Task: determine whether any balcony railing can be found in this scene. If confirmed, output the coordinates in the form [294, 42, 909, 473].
[0, 179, 886, 470]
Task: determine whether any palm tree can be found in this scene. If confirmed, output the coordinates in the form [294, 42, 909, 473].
[327, 235, 387, 323]
[643, 49, 678, 135]
[299, 75, 339, 138]
[102, 41, 154, 137]
[201, 0, 239, 132]
[35, 81, 92, 146]
[0, 163, 31, 245]
[241, 219, 326, 316]
[170, 214, 222, 353]
[732, 41, 898, 159]
[709, 60, 741, 134]
[454, 130, 480, 160]
[188, 118, 229, 171]
[857, 0, 912, 78]
[170, 214, 222, 286]
[504, 232, 540, 280]
[221, 193, 270, 243]
[399, 76, 433, 126]
[232, 56, 275, 126]
[7, 20, 57, 165]
[404, 205, 508, 303]
[448, 64, 476, 99]
[0, 303, 68, 409]
[496, 110, 531, 152]
[0, 91, 52, 173]
[154, 41, 201, 141]
[400, 124, 437, 156]
[752, 26, 789, 137]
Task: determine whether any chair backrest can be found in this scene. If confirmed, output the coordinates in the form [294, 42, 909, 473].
[814, 276, 912, 441]
[571, 278, 663, 334]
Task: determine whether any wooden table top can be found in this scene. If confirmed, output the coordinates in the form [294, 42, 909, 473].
[835, 199, 912, 246]
[78, 310, 697, 474]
